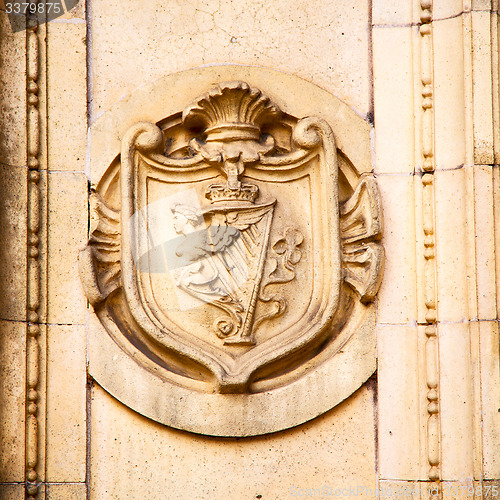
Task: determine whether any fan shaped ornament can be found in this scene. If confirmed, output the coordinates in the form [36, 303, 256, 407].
[80, 77, 383, 435]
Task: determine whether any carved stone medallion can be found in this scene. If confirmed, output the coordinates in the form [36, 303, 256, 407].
[81, 68, 383, 436]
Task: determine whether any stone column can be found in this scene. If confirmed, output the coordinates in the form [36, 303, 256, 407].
[373, 0, 500, 497]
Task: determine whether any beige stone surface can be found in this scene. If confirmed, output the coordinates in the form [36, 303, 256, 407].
[47, 22, 87, 173]
[438, 321, 475, 480]
[0, 165, 27, 322]
[0, 320, 25, 482]
[0, 14, 26, 167]
[90, 0, 371, 118]
[432, 0, 466, 21]
[46, 483, 87, 499]
[90, 382, 376, 499]
[434, 168, 469, 322]
[473, 0, 495, 10]
[473, 165, 497, 320]
[46, 325, 87, 482]
[441, 480, 485, 499]
[54, 0, 86, 20]
[493, 14, 500, 166]
[472, 12, 495, 165]
[89, 303, 377, 436]
[0, 484, 24, 500]
[376, 175, 417, 324]
[371, 0, 414, 26]
[433, 16, 467, 170]
[372, 26, 415, 175]
[36, 21, 48, 174]
[377, 324, 421, 480]
[47, 172, 88, 325]
[494, 165, 500, 317]
[484, 481, 500, 499]
[469, 320, 483, 481]
[465, 165, 480, 322]
[377, 480, 425, 499]
[1, 0, 500, 494]
[89, 65, 373, 185]
[480, 320, 500, 479]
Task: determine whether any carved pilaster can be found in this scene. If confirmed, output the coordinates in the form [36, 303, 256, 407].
[419, 1, 441, 498]
[25, 14, 41, 500]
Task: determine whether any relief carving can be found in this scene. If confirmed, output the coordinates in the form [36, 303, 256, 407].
[81, 75, 383, 434]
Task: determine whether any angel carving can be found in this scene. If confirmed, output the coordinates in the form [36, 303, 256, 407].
[169, 199, 275, 343]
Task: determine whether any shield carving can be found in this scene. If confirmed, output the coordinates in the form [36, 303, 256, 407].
[80, 76, 383, 434]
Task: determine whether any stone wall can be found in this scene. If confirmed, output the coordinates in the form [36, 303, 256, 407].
[0, 0, 499, 498]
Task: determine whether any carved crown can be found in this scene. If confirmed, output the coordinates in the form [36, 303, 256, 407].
[205, 182, 259, 204]
[182, 81, 281, 142]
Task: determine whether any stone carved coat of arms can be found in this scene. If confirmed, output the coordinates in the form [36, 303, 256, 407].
[80, 78, 383, 434]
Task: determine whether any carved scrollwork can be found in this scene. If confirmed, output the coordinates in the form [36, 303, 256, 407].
[81, 75, 383, 435]
[79, 193, 121, 306]
[340, 178, 384, 303]
[254, 228, 304, 330]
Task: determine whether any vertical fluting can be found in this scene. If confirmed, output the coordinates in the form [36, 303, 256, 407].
[420, 1, 441, 498]
[25, 12, 41, 500]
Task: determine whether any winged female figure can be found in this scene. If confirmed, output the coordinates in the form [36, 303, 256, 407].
[170, 201, 274, 297]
